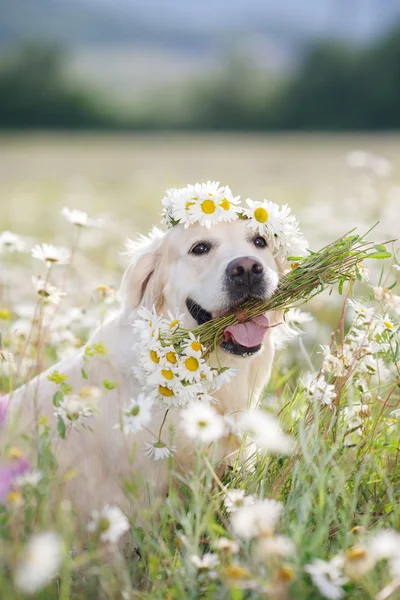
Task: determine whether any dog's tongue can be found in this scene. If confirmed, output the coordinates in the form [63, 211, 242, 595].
[223, 315, 270, 348]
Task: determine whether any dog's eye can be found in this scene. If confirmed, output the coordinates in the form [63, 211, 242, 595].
[190, 242, 210, 255]
[254, 236, 267, 249]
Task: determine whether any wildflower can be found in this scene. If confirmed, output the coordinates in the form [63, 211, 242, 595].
[344, 545, 375, 577]
[231, 498, 283, 539]
[224, 488, 255, 513]
[257, 535, 295, 559]
[303, 373, 336, 407]
[14, 532, 63, 594]
[213, 367, 237, 389]
[238, 410, 293, 454]
[214, 537, 239, 554]
[144, 440, 175, 461]
[133, 305, 163, 342]
[55, 394, 96, 426]
[0, 230, 25, 253]
[320, 346, 347, 377]
[15, 469, 43, 488]
[31, 243, 71, 266]
[93, 285, 117, 304]
[61, 207, 103, 228]
[244, 198, 282, 236]
[181, 402, 226, 444]
[369, 530, 400, 562]
[118, 394, 153, 434]
[191, 553, 219, 576]
[305, 556, 348, 600]
[88, 505, 129, 544]
[181, 332, 205, 358]
[0, 349, 16, 377]
[32, 276, 66, 304]
[0, 457, 29, 501]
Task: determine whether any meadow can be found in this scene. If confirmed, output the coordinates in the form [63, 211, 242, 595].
[0, 133, 399, 599]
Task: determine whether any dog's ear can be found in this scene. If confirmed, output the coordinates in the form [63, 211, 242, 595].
[120, 228, 168, 318]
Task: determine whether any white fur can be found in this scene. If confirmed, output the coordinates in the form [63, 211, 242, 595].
[7, 220, 284, 520]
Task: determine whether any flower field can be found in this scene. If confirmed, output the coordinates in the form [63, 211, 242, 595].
[0, 134, 399, 599]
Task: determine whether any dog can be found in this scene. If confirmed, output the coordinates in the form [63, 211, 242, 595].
[7, 218, 285, 519]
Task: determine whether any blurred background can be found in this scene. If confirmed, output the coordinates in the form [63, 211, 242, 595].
[1, 0, 400, 372]
[0, 0, 399, 287]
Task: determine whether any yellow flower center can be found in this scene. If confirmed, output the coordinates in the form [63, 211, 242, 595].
[7, 447, 24, 460]
[276, 567, 295, 583]
[346, 546, 367, 561]
[186, 200, 195, 209]
[191, 341, 202, 352]
[150, 350, 159, 363]
[169, 319, 179, 329]
[201, 200, 216, 214]
[0, 309, 11, 320]
[384, 321, 393, 329]
[166, 352, 177, 364]
[254, 207, 269, 223]
[7, 490, 22, 505]
[220, 198, 230, 211]
[159, 385, 174, 397]
[161, 369, 174, 380]
[185, 357, 199, 372]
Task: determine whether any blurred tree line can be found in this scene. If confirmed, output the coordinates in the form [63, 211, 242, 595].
[0, 25, 399, 131]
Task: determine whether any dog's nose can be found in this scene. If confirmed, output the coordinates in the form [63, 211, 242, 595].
[226, 256, 264, 289]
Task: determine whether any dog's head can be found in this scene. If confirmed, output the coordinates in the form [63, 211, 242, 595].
[121, 219, 284, 357]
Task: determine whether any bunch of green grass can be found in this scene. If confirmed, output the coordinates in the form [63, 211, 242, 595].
[172, 228, 392, 353]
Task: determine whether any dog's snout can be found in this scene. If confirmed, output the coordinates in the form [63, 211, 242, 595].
[226, 256, 264, 289]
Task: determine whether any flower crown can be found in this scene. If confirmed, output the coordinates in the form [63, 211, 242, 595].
[161, 181, 308, 260]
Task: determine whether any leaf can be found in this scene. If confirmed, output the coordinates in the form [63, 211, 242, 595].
[60, 382, 73, 394]
[373, 244, 387, 252]
[368, 251, 392, 259]
[338, 278, 344, 295]
[355, 266, 362, 281]
[57, 416, 66, 439]
[52, 390, 63, 407]
[102, 379, 116, 391]
[81, 368, 88, 380]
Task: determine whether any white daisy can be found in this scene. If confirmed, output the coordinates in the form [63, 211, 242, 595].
[181, 402, 225, 444]
[87, 505, 129, 544]
[224, 488, 255, 513]
[119, 394, 153, 434]
[0, 350, 17, 377]
[55, 394, 96, 426]
[231, 498, 283, 539]
[15, 469, 43, 488]
[139, 344, 163, 374]
[216, 185, 241, 222]
[144, 440, 176, 461]
[181, 332, 205, 359]
[303, 373, 336, 407]
[257, 535, 295, 558]
[0, 230, 25, 253]
[243, 198, 282, 236]
[191, 552, 219, 574]
[133, 305, 163, 342]
[213, 367, 237, 390]
[176, 354, 213, 384]
[214, 537, 239, 554]
[61, 207, 103, 228]
[238, 410, 293, 454]
[14, 532, 63, 594]
[305, 556, 348, 600]
[32, 276, 66, 304]
[160, 310, 186, 334]
[31, 243, 71, 267]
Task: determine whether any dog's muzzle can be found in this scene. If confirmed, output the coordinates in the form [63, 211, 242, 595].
[225, 256, 266, 305]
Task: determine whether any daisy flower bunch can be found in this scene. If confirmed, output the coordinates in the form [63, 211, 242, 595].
[132, 306, 236, 409]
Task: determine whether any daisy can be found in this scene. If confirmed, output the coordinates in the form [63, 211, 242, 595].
[133, 305, 163, 342]
[213, 367, 237, 390]
[243, 198, 282, 236]
[257, 535, 295, 558]
[61, 207, 103, 228]
[15, 469, 43, 488]
[139, 344, 163, 374]
[238, 410, 293, 454]
[216, 185, 241, 222]
[182, 332, 205, 358]
[180, 402, 225, 444]
[231, 498, 283, 539]
[54, 394, 96, 426]
[176, 354, 213, 384]
[32, 276, 66, 304]
[214, 537, 239, 554]
[159, 345, 179, 367]
[161, 310, 186, 334]
[144, 440, 175, 461]
[14, 532, 63, 594]
[191, 553, 219, 576]
[187, 181, 225, 228]
[305, 556, 348, 600]
[224, 488, 255, 513]
[87, 505, 129, 544]
[0, 230, 25, 253]
[303, 373, 336, 407]
[119, 394, 153, 434]
[0, 349, 17, 377]
[31, 243, 71, 266]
